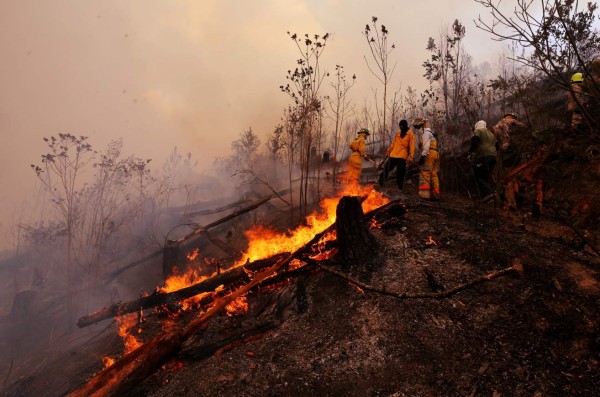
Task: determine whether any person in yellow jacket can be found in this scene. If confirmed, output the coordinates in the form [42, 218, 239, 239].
[413, 118, 440, 200]
[378, 119, 415, 190]
[566, 72, 585, 130]
[347, 128, 374, 183]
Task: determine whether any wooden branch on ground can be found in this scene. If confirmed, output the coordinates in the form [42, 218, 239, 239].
[317, 262, 522, 300]
[69, 225, 334, 397]
[176, 195, 274, 244]
[184, 198, 252, 217]
[77, 253, 288, 328]
[107, 250, 163, 281]
[107, 196, 275, 281]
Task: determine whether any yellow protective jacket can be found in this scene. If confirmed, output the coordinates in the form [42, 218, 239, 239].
[349, 135, 367, 156]
[386, 129, 415, 161]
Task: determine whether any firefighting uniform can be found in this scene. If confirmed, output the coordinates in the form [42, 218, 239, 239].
[418, 127, 440, 198]
[566, 81, 585, 129]
[348, 134, 367, 182]
[379, 128, 416, 189]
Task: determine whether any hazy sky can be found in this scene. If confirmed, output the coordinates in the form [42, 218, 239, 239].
[0, 0, 507, 250]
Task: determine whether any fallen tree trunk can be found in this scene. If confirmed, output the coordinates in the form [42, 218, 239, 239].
[108, 196, 275, 281]
[175, 195, 274, 244]
[78, 253, 288, 328]
[69, 223, 335, 397]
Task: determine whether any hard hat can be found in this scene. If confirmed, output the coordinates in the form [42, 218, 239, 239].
[504, 113, 518, 119]
[357, 128, 370, 136]
[399, 119, 409, 128]
[570, 72, 584, 83]
[412, 117, 426, 127]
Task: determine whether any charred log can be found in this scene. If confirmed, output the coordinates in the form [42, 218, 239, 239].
[77, 254, 288, 328]
[70, 226, 333, 397]
[336, 196, 376, 272]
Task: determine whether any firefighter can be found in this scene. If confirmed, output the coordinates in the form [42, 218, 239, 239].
[468, 120, 497, 202]
[378, 119, 415, 191]
[492, 113, 526, 151]
[347, 128, 374, 183]
[566, 72, 585, 130]
[413, 118, 440, 200]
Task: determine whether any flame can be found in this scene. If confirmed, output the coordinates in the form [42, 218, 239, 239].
[308, 230, 338, 260]
[225, 296, 249, 316]
[235, 183, 388, 266]
[117, 313, 142, 354]
[351, 284, 366, 295]
[187, 248, 199, 261]
[288, 258, 307, 271]
[369, 218, 382, 229]
[102, 356, 115, 368]
[425, 235, 438, 246]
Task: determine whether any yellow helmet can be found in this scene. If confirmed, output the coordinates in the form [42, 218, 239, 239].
[570, 72, 583, 83]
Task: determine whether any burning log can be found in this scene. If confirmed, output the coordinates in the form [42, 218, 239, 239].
[336, 196, 376, 271]
[176, 195, 274, 244]
[77, 254, 288, 328]
[163, 195, 275, 278]
[69, 225, 335, 397]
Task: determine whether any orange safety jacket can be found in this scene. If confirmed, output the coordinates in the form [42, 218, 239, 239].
[386, 129, 415, 162]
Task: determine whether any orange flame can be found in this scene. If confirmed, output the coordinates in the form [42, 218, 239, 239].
[426, 235, 438, 246]
[225, 296, 249, 316]
[369, 218, 382, 229]
[187, 248, 199, 261]
[235, 184, 388, 267]
[117, 313, 142, 354]
[289, 258, 307, 271]
[102, 356, 115, 368]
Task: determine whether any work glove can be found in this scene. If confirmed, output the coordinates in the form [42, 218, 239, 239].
[418, 156, 425, 165]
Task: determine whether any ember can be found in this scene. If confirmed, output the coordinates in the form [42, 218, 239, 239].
[225, 296, 249, 316]
[425, 235, 438, 246]
[187, 248, 199, 261]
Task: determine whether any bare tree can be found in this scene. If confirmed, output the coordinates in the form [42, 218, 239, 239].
[31, 134, 94, 324]
[325, 65, 356, 190]
[280, 32, 330, 217]
[475, 0, 600, 129]
[31, 135, 152, 322]
[363, 16, 397, 148]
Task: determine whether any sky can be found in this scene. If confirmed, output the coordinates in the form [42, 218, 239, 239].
[0, 0, 508, 251]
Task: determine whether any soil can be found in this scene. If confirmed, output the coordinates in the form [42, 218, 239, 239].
[2, 133, 600, 397]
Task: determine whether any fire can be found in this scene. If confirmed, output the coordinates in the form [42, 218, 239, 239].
[369, 218, 382, 229]
[425, 235, 438, 246]
[103, 313, 142, 368]
[235, 183, 388, 266]
[117, 313, 142, 353]
[289, 258, 307, 271]
[158, 267, 213, 311]
[225, 296, 249, 316]
[187, 248, 199, 261]
[309, 230, 338, 261]
[102, 356, 115, 368]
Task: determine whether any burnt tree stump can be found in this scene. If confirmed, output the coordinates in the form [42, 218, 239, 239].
[336, 196, 376, 272]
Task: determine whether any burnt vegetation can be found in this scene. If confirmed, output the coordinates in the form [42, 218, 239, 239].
[1, 3, 600, 397]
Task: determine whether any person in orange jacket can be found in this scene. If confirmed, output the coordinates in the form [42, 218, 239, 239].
[378, 119, 415, 190]
[347, 128, 374, 183]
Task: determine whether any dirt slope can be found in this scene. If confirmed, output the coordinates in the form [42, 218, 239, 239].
[119, 192, 600, 397]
